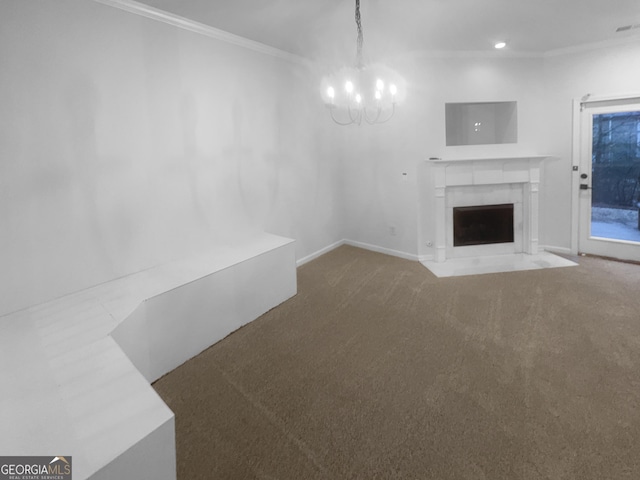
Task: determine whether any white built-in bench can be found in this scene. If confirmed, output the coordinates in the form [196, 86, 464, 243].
[0, 233, 296, 480]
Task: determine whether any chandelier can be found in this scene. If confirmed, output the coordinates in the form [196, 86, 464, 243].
[321, 0, 405, 126]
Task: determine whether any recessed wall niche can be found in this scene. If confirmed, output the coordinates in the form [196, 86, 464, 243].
[445, 101, 517, 146]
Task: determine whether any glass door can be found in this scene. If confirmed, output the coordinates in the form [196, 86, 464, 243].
[579, 100, 640, 261]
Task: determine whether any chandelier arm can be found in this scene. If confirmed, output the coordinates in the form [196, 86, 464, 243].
[366, 103, 396, 124]
[362, 106, 382, 125]
[347, 104, 363, 125]
[328, 106, 357, 126]
[379, 103, 397, 123]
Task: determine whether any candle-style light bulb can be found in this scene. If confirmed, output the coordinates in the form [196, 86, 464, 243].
[375, 90, 382, 100]
[376, 78, 384, 91]
[389, 84, 398, 96]
[355, 93, 362, 104]
[345, 80, 354, 94]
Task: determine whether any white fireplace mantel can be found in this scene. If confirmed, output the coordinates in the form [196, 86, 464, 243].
[427, 156, 549, 263]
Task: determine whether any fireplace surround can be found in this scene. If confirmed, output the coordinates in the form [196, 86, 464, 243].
[427, 156, 547, 263]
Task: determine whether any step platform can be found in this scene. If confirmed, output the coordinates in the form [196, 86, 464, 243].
[0, 233, 297, 480]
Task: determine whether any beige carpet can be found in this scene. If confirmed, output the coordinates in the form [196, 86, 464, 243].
[153, 245, 640, 479]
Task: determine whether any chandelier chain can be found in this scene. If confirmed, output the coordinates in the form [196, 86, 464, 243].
[355, 0, 363, 68]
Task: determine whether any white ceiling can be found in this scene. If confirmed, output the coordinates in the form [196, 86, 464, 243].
[138, 0, 640, 59]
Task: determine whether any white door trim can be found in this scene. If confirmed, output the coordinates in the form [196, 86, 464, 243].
[570, 98, 582, 255]
[572, 93, 640, 260]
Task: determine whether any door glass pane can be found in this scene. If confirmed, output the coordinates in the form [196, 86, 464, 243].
[591, 111, 640, 243]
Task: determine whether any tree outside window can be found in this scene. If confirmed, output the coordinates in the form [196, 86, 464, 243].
[592, 111, 640, 210]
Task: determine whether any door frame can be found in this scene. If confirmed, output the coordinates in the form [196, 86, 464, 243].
[571, 92, 640, 257]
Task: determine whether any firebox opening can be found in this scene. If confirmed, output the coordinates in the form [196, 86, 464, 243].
[453, 203, 514, 247]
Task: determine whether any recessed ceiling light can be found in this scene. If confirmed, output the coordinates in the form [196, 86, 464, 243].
[494, 42, 507, 49]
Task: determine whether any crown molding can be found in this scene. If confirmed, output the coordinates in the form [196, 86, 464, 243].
[92, 0, 307, 65]
[428, 50, 543, 59]
[544, 35, 640, 58]
[397, 35, 640, 61]
[394, 49, 544, 61]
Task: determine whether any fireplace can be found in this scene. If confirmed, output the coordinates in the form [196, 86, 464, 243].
[421, 156, 577, 277]
[453, 203, 514, 247]
[424, 156, 547, 263]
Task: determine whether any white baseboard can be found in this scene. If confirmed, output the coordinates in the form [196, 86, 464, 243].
[299, 241, 575, 267]
[297, 239, 420, 266]
[296, 240, 345, 267]
[344, 240, 420, 262]
[541, 245, 574, 256]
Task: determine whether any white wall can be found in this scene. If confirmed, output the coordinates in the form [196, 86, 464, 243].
[541, 41, 640, 251]
[0, 0, 342, 317]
